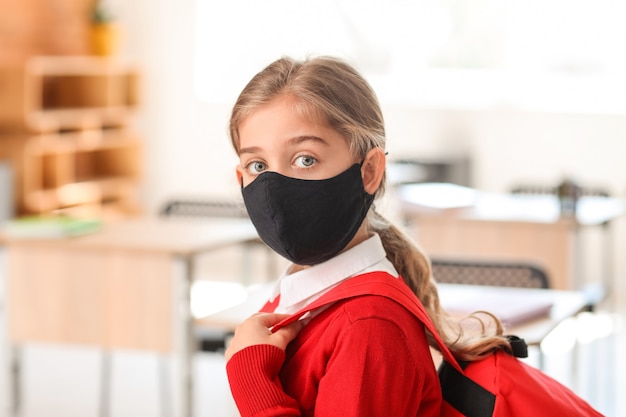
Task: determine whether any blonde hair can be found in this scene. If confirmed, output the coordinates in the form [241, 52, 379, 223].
[229, 56, 510, 361]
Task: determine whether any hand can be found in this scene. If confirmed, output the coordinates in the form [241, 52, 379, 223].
[225, 313, 305, 361]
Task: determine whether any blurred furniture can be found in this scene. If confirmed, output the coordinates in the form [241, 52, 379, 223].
[398, 183, 625, 291]
[160, 198, 249, 219]
[438, 284, 587, 345]
[431, 259, 549, 289]
[509, 182, 614, 310]
[159, 198, 276, 353]
[158, 197, 278, 278]
[430, 259, 552, 369]
[0, 161, 14, 223]
[437, 283, 588, 375]
[0, 56, 142, 219]
[1, 217, 259, 417]
[511, 184, 610, 198]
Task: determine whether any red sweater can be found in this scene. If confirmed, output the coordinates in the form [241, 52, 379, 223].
[226, 276, 442, 417]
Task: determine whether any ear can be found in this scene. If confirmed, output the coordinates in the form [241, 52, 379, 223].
[361, 148, 386, 194]
[235, 165, 244, 187]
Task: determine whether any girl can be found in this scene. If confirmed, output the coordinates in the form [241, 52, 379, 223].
[224, 56, 510, 417]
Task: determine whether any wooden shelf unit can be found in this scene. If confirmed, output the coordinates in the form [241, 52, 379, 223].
[0, 56, 143, 219]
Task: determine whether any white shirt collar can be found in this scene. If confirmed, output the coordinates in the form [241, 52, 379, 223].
[273, 233, 398, 314]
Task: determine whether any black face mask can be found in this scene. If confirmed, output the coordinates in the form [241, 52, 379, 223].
[242, 163, 375, 266]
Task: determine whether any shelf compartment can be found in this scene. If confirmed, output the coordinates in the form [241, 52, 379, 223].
[74, 141, 141, 183]
[0, 56, 140, 132]
[21, 130, 142, 215]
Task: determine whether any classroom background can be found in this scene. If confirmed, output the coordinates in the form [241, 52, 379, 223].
[0, 1, 625, 416]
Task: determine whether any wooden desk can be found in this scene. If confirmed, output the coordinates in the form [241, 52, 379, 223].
[397, 183, 625, 290]
[1, 217, 259, 417]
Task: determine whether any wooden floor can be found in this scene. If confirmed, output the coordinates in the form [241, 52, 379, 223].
[0, 250, 624, 417]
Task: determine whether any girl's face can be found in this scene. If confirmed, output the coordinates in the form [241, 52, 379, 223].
[236, 94, 356, 187]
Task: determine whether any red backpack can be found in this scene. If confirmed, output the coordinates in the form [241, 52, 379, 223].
[272, 271, 604, 417]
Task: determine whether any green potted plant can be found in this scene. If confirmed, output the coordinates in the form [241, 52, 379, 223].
[90, 0, 119, 56]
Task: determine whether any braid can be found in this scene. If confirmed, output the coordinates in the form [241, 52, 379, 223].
[368, 209, 511, 361]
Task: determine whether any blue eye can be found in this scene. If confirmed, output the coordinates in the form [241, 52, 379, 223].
[295, 155, 317, 168]
[247, 161, 267, 174]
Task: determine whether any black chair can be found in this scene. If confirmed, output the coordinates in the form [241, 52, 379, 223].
[431, 259, 549, 289]
[510, 184, 610, 198]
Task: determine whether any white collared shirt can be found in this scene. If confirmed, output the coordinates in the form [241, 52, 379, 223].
[271, 233, 399, 315]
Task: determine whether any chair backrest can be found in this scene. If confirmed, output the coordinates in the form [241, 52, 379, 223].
[430, 259, 550, 289]
[510, 185, 557, 196]
[510, 184, 610, 198]
[160, 198, 249, 218]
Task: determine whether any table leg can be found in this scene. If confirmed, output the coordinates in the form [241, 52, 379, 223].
[602, 222, 615, 309]
[5, 344, 21, 417]
[98, 350, 112, 417]
[174, 256, 195, 417]
[159, 354, 172, 417]
[2, 246, 19, 417]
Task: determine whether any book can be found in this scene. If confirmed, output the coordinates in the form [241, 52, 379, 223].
[3, 215, 102, 239]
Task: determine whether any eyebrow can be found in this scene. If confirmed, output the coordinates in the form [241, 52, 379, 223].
[291, 135, 330, 147]
[238, 135, 330, 156]
[238, 145, 262, 156]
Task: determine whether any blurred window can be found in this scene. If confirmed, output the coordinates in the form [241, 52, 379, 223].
[194, 0, 626, 112]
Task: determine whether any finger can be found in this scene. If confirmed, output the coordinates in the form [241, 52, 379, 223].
[272, 318, 305, 345]
[253, 313, 293, 327]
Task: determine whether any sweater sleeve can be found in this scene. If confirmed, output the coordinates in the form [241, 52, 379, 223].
[226, 344, 301, 417]
[314, 314, 437, 417]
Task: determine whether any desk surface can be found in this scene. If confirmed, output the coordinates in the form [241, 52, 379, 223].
[398, 182, 625, 225]
[437, 284, 588, 346]
[1, 217, 260, 256]
[201, 282, 588, 347]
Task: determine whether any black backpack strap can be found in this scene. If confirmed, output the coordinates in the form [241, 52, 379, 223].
[438, 336, 529, 417]
[506, 335, 528, 358]
[438, 360, 496, 417]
